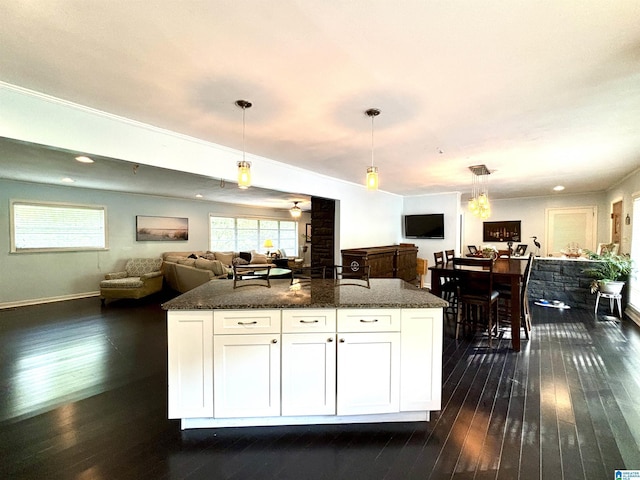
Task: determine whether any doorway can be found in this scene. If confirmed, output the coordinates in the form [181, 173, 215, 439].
[612, 200, 622, 245]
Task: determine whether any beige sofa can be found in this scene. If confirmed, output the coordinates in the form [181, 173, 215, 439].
[161, 251, 230, 293]
[161, 250, 275, 293]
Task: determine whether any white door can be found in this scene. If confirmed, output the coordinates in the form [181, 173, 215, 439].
[336, 332, 400, 415]
[213, 334, 280, 418]
[167, 311, 214, 419]
[281, 333, 336, 416]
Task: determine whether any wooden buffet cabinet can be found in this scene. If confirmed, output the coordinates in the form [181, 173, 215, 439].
[341, 244, 418, 282]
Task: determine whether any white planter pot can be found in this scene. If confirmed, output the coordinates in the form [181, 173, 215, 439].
[598, 280, 625, 295]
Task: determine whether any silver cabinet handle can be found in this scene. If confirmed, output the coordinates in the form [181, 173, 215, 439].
[327, 337, 334, 342]
[300, 319, 319, 324]
[237, 321, 258, 325]
[272, 338, 278, 344]
[339, 338, 345, 343]
[359, 319, 379, 323]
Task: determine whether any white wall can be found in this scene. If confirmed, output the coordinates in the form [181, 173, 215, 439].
[462, 192, 609, 256]
[605, 167, 640, 255]
[0, 83, 403, 254]
[0, 179, 305, 306]
[402, 192, 462, 287]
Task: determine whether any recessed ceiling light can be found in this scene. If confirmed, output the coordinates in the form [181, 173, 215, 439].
[75, 155, 94, 163]
[61, 177, 75, 183]
[195, 194, 203, 198]
[553, 185, 565, 191]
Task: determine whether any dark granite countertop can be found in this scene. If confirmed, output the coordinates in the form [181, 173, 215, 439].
[162, 278, 448, 310]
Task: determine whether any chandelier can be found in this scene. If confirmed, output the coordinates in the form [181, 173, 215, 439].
[468, 164, 491, 219]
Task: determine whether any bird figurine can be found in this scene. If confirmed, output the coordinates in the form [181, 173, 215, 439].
[531, 236, 541, 256]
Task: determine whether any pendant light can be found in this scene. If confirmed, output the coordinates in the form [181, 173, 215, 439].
[236, 99, 252, 189]
[468, 164, 491, 218]
[290, 201, 302, 218]
[365, 108, 380, 190]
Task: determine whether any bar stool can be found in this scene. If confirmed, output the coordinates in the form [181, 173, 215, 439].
[594, 291, 622, 317]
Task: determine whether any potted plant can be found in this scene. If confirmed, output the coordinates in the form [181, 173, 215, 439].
[582, 250, 633, 294]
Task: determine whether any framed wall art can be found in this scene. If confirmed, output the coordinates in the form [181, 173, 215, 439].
[305, 223, 312, 243]
[136, 215, 188, 241]
[482, 220, 521, 243]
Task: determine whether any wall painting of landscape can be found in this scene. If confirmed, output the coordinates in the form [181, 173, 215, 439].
[136, 215, 188, 241]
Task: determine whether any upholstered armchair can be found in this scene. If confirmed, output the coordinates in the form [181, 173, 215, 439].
[100, 258, 164, 305]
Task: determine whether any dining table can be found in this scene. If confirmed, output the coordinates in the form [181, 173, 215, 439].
[429, 257, 527, 352]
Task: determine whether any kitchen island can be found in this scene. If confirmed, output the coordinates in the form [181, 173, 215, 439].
[163, 278, 447, 429]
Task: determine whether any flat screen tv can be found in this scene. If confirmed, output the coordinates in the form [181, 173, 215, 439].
[404, 214, 445, 239]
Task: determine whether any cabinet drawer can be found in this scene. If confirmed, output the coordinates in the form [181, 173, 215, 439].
[213, 309, 281, 334]
[282, 309, 336, 333]
[337, 309, 400, 332]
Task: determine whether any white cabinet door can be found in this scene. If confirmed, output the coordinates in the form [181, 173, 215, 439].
[400, 308, 443, 412]
[281, 333, 336, 416]
[213, 334, 280, 418]
[336, 332, 400, 415]
[167, 311, 214, 419]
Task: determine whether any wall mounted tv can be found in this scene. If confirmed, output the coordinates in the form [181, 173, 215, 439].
[404, 214, 445, 239]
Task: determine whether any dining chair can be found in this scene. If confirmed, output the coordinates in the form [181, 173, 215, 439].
[416, 257, 428, 288]
[445, 249, 455, 263]
[453, 257, 500, 346]
[432, 251, 457, 320]
[496, 253, 534, 338]
[327, 265, 371, 288]
[497, 249, 511, 258]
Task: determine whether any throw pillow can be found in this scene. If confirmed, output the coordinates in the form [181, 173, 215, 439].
[164, 255, 182, 263]
[177, 258, 196, 266]
[250, 250, 269, 264]
[215, 251, 235, 267]
[232, 257, 249, 266]
[195, 258, 226, 276]
[239, 251, 252, 262]
[188, 253, 198, 259]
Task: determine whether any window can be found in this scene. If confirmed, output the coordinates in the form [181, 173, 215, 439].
[545, 206, 597, 256]
[11, 201, 107, 252]
[210, 215, 297, 254]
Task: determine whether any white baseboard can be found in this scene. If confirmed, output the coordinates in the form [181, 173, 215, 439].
[0, 291, 99, 310]
[625, 305, 640, 327]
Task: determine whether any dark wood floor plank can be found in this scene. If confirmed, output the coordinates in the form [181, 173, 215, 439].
[2, 295, 640, 480]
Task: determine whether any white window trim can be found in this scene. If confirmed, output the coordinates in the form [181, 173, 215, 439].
[208, 213, 298, 253]
[10, 199, 109, 253]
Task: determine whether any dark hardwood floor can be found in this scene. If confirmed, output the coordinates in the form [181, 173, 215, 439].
[1, 292, 639, 479]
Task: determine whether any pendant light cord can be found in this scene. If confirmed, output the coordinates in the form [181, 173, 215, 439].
[371, 114, 375, 167]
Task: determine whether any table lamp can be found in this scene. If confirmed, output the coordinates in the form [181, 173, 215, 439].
[263, 239, 274, 256]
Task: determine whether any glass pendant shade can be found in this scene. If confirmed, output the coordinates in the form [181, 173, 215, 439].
[366, 166, 379, 190]
[237, 160, 251, 189]
[290, 201, 302, 218]
[365, 108, 381, 191]
[235, 99, 252, 189]
[468, 164, 491, 218]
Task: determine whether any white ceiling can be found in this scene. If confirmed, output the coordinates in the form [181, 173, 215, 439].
[1, 1, 640, 202]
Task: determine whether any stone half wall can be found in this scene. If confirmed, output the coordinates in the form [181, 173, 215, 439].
[528, 258, 598, 311]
